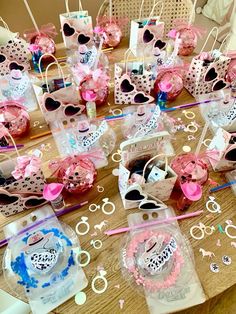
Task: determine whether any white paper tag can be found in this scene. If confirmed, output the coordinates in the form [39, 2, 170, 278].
[147, 166, 167, 183]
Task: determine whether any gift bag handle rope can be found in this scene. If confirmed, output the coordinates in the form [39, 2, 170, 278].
[219, 33, 231, 55]
[139, 0, 163, 20]
[0, 126, 20, 157]
[124, 47, 146, 73]
[0, 17, 10, 31]
[45, 62, 66, 93]
[145, 0, 164, 26]
[96, 0, 113, 24]
[23, 0, 40, 34]
[65, 0, 83, 15]
[38, 54, 63, 88]
[142, 153, 168, 179]
[200, 26, 219, 53]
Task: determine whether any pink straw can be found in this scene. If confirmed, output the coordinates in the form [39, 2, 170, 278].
[105, 210, 203, 236]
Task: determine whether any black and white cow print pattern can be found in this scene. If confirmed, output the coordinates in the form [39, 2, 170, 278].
[184, 55, 231, 97]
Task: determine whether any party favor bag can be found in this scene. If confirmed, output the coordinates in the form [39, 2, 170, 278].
[118, 132, 177, 209]
[0, 17, 30, 76]
[3, 207, 88, 314]
[60, 0, 93, 49]
[39, 57, 84, 124]
[114, 49, 154, 105]
[129, 0, 165, 56]
[207, 128, 236, 172]
[185, 28, 231, 97]
[0, 127, 47, 216]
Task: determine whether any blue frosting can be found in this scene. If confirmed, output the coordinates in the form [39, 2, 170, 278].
[11, 253, 38, 289]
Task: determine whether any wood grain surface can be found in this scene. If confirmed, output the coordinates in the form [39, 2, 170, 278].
[0, 39, 235, 314]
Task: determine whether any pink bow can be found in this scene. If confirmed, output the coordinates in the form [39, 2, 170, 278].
[94, 26, 106, 35]
[49, 150, 104, 175]
[172, 19, 206, 38]
[72, 64, 109, 88]
[24, 23, 57, 41]
[12, 156, 41, 180]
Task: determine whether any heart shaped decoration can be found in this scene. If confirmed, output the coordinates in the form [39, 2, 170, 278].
[0, 54, 6, 63]
[204, 67, 218, 82]
[78, 34, 91, 45]
[120, 75, 136, 93]
[139, 200, 167, 211]
[29, 248, 58, 272]
[64, 104, 83, 116]
[224, 148, 236, 161]
[44, 95, 61, 112]
[24, 197, 47, 208]
[133, 92, 153, 104]
[9, 62, 24, 71]
[125, 185, 146, 202]
[212, 79, 227, 91]
[154, 39, 166, 50]
[0, 193, 19, 205]
[63, 23, 76, 37]
[143, 29, 154, 43]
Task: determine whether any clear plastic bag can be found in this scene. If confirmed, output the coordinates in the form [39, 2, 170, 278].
[3, 206, 88, 314]
[120, 208, 205, 313]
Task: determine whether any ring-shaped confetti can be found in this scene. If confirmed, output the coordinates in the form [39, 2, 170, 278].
[112, 150, 122, 163]
[90, 239, 103, 249]
[110, 108, 123, 116]
[97, 185, 104, 193]
[89, 204, 100, 212]
[91, 270, 108, 294]
[75, 249, 91, 267]
[75, 217, 90, 235]
[183, 110, 195, 120]
[203, 139, 212, 147]
[225, 223, 236, 239]
[101, 198, 116, 215]
[184, 122, 198, 133]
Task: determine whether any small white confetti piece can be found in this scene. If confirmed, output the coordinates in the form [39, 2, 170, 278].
[216, 239, 221, 247]
[115, 284, 120, 289]
[119, 299, 125, 309]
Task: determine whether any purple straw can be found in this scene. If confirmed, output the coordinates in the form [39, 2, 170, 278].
[162, 98, 222, 112]
[0, 200, 88, 248]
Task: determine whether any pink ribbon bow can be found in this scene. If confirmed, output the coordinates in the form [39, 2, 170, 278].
[72, 64, 109, 88]
[12, 156, 41, 180]
[24, 23, 57, 41]
[171, 19, 206, 38]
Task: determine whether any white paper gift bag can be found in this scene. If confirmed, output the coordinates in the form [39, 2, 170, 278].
[60, 0, 93, 49]
[118, 132, 177, 209]
[185, 28, 231, 97]
[129, 0, 165, 56]
[207, 128, 236, 172]
[114, 49, 154, 105]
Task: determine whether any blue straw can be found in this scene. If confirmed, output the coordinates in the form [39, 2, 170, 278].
[210, 180, 236, 193]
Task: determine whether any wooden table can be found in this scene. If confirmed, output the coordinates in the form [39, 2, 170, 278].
[0, 39, 235, 314]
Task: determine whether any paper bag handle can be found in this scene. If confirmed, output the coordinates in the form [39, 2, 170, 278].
[23, 0, 40, 34]
[146, 0, 164, 26]
[96, 0, 113, 24]
[200, 27, 219, 53]
[0, 17, 10, 31]
[0, 126, 20, 157]
[142, 153, 168, 179]
[65, 0, 83, 15]
[45, 62, 66, 93]
[124, 48, 145, 73]
[219, 33, 231, 55]
[38, 53, 61, 87]
[139, 0, 163, 20]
